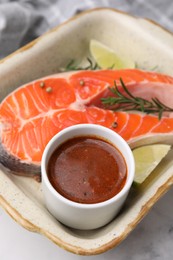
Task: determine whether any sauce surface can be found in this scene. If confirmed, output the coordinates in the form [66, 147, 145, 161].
[48, 136, 127, 204]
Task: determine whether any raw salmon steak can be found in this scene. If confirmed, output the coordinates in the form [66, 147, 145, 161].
[1, 69, 173, 178]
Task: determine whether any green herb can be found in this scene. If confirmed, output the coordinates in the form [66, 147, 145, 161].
[101, 78, 173, 120]
[135, 63, 159, 72]
[62, 58, 100, 71]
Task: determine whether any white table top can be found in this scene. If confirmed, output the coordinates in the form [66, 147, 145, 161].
[0, 187, 173, 260]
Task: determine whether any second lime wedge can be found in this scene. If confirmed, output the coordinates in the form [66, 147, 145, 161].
[133, 144, 171, 185]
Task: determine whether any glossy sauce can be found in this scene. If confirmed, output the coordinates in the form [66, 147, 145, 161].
[48, 136, 127, 204]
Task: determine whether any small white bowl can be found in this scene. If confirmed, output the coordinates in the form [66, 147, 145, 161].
[41, 124, 135, 230]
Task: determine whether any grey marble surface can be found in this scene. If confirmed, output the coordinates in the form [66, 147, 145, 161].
[0, 187, 173, 260]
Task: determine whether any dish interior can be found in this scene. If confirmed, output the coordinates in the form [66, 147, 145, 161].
[0, 8, 173, 255]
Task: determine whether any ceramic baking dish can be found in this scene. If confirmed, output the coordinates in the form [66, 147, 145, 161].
[0, 8, 173, 255]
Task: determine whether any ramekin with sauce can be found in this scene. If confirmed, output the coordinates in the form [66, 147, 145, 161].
[41, 124, 135, 230]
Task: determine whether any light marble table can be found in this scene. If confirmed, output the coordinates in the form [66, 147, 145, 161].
[0, 187, 173, 260]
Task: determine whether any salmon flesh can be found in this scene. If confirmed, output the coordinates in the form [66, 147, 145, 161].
[0, 69, 173, 177]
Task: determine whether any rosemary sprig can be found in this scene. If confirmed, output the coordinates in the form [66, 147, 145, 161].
[101, 78, 173, 120]
[62, 58, 100, 71]
[135, 62, 159, 71]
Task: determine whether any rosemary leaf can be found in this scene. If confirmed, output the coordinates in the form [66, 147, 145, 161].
[101, 79, 173, 120]
[62, 58, 100, 71]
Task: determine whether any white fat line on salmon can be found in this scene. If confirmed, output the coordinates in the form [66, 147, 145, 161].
[15, 134, 20, 156]
[117, 113, 130, 135]
[149, 120, 163, 133]
[10, 131, 19, 153]
[10, 86, 45, 123]
[21, 92, 30, 117]
[71, 82, 111, 110]
[22, 132, 35, 162]
[16, 108, 66, 132]
[55, 110, 72, 123]
[8, 132, 33, 162]
[26, 129, 41, 153]
[129, 113, 144, 138]
[150, 119, 172, 133]
[32, 82, 50, 112]
[33, 122, 44, 151]
[68, 92, 87, 111]
[8, 94, 20, 117]
[86, 109, 109, 124]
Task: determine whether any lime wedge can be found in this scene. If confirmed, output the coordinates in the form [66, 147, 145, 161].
[89, 39, 135, 69]
[133, 144, 171, 184]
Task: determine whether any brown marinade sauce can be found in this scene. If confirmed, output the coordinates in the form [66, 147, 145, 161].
[48, 136, 127, 204]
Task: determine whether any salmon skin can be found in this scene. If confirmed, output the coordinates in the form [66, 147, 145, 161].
[0, 69, 173, 178]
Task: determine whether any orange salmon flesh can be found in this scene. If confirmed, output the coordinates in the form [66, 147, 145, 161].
[0, 69, 173, 175]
